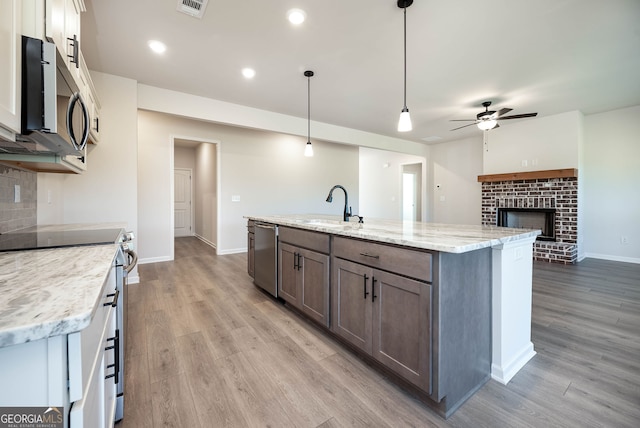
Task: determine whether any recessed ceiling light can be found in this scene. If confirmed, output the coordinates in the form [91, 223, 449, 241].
[287, 9, 306, 25]
[242, 68, 256, 79]
[148, 40, 167, 54]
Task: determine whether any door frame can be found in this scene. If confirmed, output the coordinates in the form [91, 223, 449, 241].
[400, 162, 424, 222]
[169, 135, 221, 260]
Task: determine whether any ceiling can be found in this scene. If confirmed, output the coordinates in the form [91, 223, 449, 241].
[81, 0, 640, 145]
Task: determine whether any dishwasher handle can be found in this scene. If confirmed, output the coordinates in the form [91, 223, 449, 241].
[255, 223, 276, 230]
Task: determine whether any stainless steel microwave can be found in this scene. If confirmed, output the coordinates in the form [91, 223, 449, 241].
[19, 36, 89, 159]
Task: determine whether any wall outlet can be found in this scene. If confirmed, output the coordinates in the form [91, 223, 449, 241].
[620, 236, 629, 245]
[521, 160, 528, 167]
[439, 195, 446, 202]
[14, 185, 20, 203]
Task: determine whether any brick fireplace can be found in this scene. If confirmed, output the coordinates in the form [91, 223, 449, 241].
[479, 169, 578, 264]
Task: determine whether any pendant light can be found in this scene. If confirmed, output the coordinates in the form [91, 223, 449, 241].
[304, 70, 314, 157]
[397, 0, 413, 132]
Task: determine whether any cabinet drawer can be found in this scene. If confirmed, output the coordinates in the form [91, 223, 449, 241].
[333, 236, 432, 282]
[279, 226, 330, 254]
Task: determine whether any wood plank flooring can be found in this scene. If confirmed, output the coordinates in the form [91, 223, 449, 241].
[118, 237, 640, 427]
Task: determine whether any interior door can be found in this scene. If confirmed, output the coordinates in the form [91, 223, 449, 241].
[174, 168, 192, 237]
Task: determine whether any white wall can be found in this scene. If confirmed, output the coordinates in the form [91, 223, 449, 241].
[195, 142, 217, 246]
[430, 136, 483, 225]
[483, 111, 582, 174]
[174, 146, 196, 170]
[583, 105, 640, 263]
[37, 72, 138, 234]
[359, 147, 427, 221]
[137, 84, 428, 157]
[138, 110, 359, 261]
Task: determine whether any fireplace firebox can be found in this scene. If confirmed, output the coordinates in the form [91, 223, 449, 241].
[497, 208, 556, 241]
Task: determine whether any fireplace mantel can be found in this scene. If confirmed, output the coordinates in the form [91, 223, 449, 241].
[477, 168, 578, 183]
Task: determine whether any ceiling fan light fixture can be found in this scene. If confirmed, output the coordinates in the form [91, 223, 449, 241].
[477, 119, 497, 131]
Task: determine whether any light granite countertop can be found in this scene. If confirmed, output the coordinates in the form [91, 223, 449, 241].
[0, 226, 123, 348]
[246, 214, 541, 253]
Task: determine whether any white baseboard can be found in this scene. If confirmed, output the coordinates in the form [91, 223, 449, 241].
[195, 234, 216, 249]
[217, 247, 248, 255]
[138, 255, 172, 264]
[492, 343, 536, 385]
[583, 253, 640, 264]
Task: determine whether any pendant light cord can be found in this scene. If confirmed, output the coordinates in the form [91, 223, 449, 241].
[307, 75, 311, 142]
[403, 2, 407, 109]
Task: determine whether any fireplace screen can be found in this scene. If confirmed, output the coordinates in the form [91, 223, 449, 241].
[497, 208, 556, 241]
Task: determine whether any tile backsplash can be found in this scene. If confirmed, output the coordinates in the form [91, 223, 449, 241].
[0, 165, 37, 233]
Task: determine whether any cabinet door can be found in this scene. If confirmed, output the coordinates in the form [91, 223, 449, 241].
[299, 248, 330, 327]
[372, 269, 431, 392]
[0, 0, 21, 135]
[64, 0, 81, 79]
[103, 309, 117, 428]
[46, 0, 66, 58]
[278, 242, 299, 304]
[247, 232, 255, 278]
[331, 258, 372, 354]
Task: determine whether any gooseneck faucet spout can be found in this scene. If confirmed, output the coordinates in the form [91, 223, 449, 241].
[325, 185, 351, 222]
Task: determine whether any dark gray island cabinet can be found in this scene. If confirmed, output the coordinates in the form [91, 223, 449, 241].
[331, 236, 491, 417]
[245, 215, 540, 418]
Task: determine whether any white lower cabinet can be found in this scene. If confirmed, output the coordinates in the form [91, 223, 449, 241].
[0, 263, 118, 428]
[69, 304, 116, 428]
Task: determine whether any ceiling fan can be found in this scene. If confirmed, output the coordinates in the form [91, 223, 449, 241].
[450, 101, 538, 131]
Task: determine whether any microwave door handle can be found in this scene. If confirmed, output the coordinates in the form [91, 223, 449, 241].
[66, 92, 90, 151]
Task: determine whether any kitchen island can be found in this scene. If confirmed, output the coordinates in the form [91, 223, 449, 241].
[247, 214, 540, 417]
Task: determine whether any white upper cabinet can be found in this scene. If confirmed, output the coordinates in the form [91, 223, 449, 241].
[0, 0, 22, 137]
[46, 0, 85, 80]
[79, 52, 101, 143]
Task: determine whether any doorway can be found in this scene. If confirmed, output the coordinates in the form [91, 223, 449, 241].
[402, 163, 422, 222]
[172, 137, 219, 258]
[174, 168, 192, 237]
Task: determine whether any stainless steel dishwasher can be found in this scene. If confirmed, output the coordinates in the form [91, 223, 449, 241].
[254, 222, 278, 297]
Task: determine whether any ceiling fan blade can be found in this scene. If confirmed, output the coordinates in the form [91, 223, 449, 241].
[450, 122, 477, 131]
[450, 119, 476, 122]
[497, 113, 538, 120]
[495, 108, 512, 118]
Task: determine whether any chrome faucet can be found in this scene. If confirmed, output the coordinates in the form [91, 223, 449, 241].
[325, 185, 352, 222]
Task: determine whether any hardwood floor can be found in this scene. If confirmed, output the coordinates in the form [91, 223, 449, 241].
[118, 237, 640, 427]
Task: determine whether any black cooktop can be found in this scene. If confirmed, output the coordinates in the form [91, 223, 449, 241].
[0, 229, 123, 252]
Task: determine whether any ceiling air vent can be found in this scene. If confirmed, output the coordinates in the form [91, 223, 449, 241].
[177, 0, 209, 19]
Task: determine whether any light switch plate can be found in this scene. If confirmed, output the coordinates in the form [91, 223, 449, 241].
[231, 195, 241, 202]
[14, 185, 20, 203]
